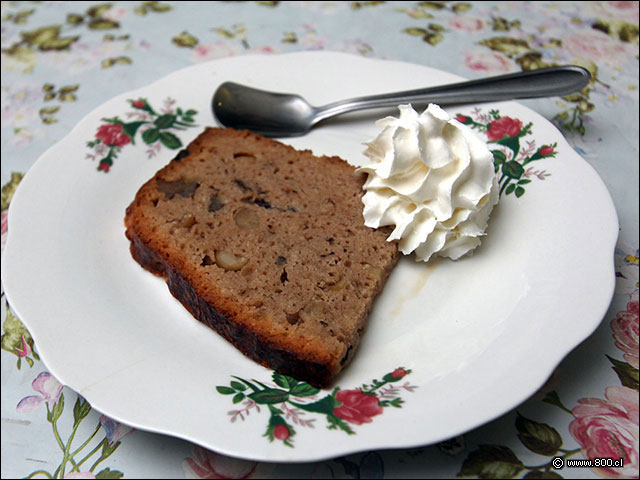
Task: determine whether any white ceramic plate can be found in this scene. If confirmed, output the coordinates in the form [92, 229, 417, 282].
[2, 52, 618, 462]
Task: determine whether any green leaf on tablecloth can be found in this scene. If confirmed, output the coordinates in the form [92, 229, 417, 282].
[1, 302, 40, 367]
[607, 355, 639, 390]
[172, 31, 198, 48]
[423, 32, 444, 46]
[101, 56, 133, 68]
[47, 393, 65, 423]
[523, 470, 564, 479]
[88, 19, 119, 30]
[451, 3, 471, 13]
[66, 13, 84, 25]
[516, 52, 553, 71]
[147, 2, 173, 13]
[541, 390, 573, 414]
[20, 25, 61, 46]
[102, 439, 121, 457]
[403, 27, 428, 36]
[458, 444, 524, 479]
[515, 412, 562, 456]
[1, 172, 24, 210]
[478, 36, 533, 58]
[95, 468, 124, 479]
[86, 3, 113, 18]
[73, 397, 92, 426]
[39, 35, 79, 51]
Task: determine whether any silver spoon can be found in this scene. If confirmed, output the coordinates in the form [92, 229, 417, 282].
[212, 65, 591, 137]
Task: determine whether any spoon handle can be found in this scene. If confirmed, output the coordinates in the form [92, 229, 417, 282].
[315, 65, 591, 122]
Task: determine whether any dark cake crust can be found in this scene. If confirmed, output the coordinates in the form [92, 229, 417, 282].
[124, 127, 399, 388]
[127, 228, 333, 386]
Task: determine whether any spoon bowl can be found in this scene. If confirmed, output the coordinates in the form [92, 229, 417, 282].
[212, 65, 591, 137]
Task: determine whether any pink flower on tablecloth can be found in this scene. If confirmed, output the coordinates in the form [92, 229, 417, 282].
[448, 16, 484, 32]
[563, 30, 634, 66]
[570, 386, 639, 478]
[63, 473, 96, 479]
[192, 42, 241, 62]
[333, 389, 383, 426]
[95, 123, 130, 147]
[1, 209, 8, 247]
[611, 300, 639, 368]
[16, 372, 63, 413]
[584, 1, 639, 22]
[183, 445, 258, 479]
[15, 335, 32, 358]
[191, 43, 276, 63]
[486, 116, 523, 141]
[463, 50, 515, 74]
[99, 415, 134, 445]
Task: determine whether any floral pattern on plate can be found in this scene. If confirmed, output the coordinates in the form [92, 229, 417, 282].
[86, 97, 198, 172]
[457, 108, 557, 198]
[217, 368, 415, 447]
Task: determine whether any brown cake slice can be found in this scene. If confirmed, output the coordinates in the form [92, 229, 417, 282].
[124, 128, 399, 388]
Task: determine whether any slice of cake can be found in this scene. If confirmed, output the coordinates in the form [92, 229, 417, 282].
[124, 128, 399, 388]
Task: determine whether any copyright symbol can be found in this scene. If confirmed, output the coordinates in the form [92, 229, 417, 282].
[552, 457, 564, 470]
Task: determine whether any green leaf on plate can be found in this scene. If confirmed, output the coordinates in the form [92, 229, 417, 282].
[230, 381, 247, 391]
[159, 131, 182, 149]
[216, 386, 236, 395]
[272, 372, 297, 389]
[232, 393, 245, 404]
[142, 128, 160, 144]
[289, 383, 320, 398]
[248, 388, 289, 405]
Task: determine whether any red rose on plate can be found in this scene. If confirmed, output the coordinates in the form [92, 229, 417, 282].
[538, 145, 555, 156]
[333, 389, 383, 425]
[95, 123, 131, 147]
[273, 425, 290, 441]
[486, 116, 523, 141]
[569, 386, 639, 478]
[391, 368, 407, 379]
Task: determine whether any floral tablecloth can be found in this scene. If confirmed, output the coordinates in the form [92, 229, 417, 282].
[1, 1, 638, 479]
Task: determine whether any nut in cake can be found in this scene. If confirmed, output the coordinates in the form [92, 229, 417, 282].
[124, 128, 399, 388]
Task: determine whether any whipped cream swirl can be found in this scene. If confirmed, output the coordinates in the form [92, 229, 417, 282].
[358, 104, 499, 262]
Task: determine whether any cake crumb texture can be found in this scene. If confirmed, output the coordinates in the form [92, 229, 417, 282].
[124, 127, 399, 388]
